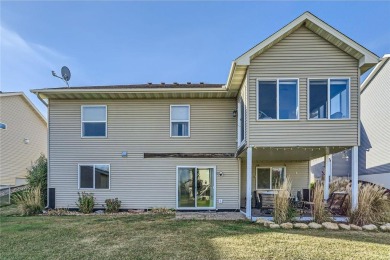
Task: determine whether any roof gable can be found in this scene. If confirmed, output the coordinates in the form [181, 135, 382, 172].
[227, 11, 379, 90]
[0, 92, 47, 125]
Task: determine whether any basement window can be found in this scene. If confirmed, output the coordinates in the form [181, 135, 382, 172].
[256, 167, 286, 190]
[79, 164, 110, 189]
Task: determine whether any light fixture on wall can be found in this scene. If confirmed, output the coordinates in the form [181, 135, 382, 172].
[24, 138, 30, 144]
[121, 151, 128, 158]
[232, 110, 237, 118]
[218, 171, 224, 177]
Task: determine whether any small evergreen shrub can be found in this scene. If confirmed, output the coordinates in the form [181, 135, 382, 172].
[104, 198, 121, 213]
[13, 186, 43, 216]
[76, 192, 95, 214]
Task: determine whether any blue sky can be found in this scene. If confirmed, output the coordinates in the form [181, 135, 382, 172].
[1, 1, 389, 115]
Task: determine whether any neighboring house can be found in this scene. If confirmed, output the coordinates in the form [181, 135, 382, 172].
[31, 12, 379, 218]
[0, 92, 47, 186]
[311, 55, 390, 189]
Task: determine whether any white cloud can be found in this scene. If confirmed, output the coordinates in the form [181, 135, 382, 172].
[0, 25, 83, 116]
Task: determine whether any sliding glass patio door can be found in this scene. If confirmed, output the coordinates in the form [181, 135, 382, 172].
[177, 167, 215, 209]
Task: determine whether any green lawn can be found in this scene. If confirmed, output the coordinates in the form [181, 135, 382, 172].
[1, 205, 390, 260]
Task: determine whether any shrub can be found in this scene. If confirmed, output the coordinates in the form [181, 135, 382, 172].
[348, 183, 390, 226]
[76, 192, 95, 214]
[273, 178, 293, 224]
[312, 181, 331, 223]
[26, 154, 47, 205]
[13, 186, 43, 216]
[104, 198, 121, 213]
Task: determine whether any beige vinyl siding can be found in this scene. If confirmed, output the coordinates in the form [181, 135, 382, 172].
[240, 160, 309, 207]
[248, 26, 359, 147]
[360, 59, 390, 175]
[0, 95, 47, 185]
[50, 99, 236, 153]
[53, 157, 238, 209]
[49, 98, 239, 209]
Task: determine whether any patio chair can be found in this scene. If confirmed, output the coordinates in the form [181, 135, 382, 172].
[302, 188, 311, 202]
[325, 191, 348, 215]
[258, 193, 275, 214]
[295, 189, 313, 216]
[254, 191, 260, 209]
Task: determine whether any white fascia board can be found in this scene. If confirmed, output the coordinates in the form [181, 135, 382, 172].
[30, 87, 228, 95]
[235, 14, 307, 66]
[361, 54, 390, 92]
[1, 92, 47, 124]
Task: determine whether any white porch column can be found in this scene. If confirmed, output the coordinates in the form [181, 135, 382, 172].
[351, 146, 359, 210]
[246, 147, 253, 219]
[324, 154, 331, 200]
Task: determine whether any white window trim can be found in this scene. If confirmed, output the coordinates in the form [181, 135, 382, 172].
[170, 105, 190, 138]
[256, 78, 300, 121]
[255, 166, 286, 190]
[307, 77, 351, 120]
[78, 164, 111, 190]
[81, 105, 108, 138]
[237, 98, 245, 148]
[176, 166, 217, 210]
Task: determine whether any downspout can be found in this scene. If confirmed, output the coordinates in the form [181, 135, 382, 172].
[46, 98, 50, 208]
[37, 93, 48, 107]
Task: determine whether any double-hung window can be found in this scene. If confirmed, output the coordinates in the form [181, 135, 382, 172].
[256, 167, 285, 190]
[81, 105, 107, 137]
[308, 78, 350, 119]
[79, 164, 110, 189]
[170, 105, 190, 137]
[237, 98, 245, 146]
[257, 79, 299, 120]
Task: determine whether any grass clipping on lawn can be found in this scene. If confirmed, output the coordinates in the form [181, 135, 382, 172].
[273, 177, 292, 224]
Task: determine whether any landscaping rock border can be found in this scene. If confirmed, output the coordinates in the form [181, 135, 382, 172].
[256, 219, 389, 232]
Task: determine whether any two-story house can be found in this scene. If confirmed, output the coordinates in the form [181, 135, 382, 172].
[0, 92, 47, 186]
[31, 12, 379, 219]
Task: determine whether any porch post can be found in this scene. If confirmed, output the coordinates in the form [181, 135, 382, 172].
[351, 146, 359, 210]
[246, 146, 252, 219]
[324, 155, 331, 200]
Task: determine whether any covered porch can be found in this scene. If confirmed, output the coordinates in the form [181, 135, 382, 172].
[238, 145, 358, 221]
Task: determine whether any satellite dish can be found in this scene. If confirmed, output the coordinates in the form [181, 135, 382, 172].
[61, 66, 71, 81]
